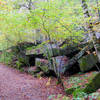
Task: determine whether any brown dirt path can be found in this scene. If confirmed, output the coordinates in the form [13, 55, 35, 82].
[0, 64, 65, 100]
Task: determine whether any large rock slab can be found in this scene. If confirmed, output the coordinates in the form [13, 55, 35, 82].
[26, 43, 60, 56]
[78, 54, 98, 72]
[26, 46, 43, 55]
[35, 56, 68, 74]
[52, 56, 69, 73]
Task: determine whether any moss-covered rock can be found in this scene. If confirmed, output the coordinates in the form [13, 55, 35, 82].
[35, 56, 68, 74]
[84, 73, 100, 93]
[26, 46, 43, 55]
[35, 58, 50, 73]
[28, 67, 40, 75]
[78, 54, 98, 72]
[26, 43, 60, 56]
[24, 66, 40, 75]
[63, 71, 98, 95]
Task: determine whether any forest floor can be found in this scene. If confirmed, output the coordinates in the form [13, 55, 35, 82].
[0, 63, 65, 100]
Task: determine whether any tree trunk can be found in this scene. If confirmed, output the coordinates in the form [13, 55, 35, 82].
[96, 0, 100, 21]
[81, 0, 100, 63]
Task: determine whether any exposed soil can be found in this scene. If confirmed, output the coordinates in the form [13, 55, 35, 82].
[0, 63, 65, 100]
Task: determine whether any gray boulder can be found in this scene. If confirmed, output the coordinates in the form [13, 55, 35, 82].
[78, 54, 98, 72]
[35, 56, 68, 74]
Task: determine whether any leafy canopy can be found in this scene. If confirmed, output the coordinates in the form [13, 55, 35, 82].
[0, 0, 99, 49]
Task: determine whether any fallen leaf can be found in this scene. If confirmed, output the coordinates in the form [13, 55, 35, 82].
[46, 78, 51, 86]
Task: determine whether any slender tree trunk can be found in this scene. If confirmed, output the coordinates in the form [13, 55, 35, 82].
[96, 0, 100, 21]
[27, 0, 32, 10]
[81, 0, 100, 62]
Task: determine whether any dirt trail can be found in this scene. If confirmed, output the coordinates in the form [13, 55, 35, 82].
[0, 64, 64, 100]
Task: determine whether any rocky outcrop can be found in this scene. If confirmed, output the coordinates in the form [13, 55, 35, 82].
[35, 56, 69, 74]
[78, 54, 98, 72]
